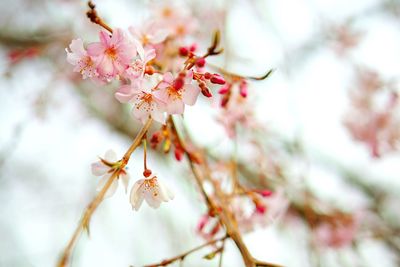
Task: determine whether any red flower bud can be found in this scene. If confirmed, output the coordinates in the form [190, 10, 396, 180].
[173, 78, 184, 90]
[204, 72, 212, 79]
[143, 169, 152, 178]
[195, 57, 206, 68]
[189, 43, 197, 52]
[218, 83, 231, 94]
[174, 147, 184, 161]
[255, 203, 267, 214]
[179, 46, 189, 56]
[210, 74, 226, 85]
[239, 80, 248, 97]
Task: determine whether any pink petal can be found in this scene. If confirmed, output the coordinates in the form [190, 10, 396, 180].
[99, 30, 111, 46]
[167, 99, 185, 114]
[87, 42, 105, 57]
[115, 85, 136, 103]
[97, 56, 115, 77]
[163, 72, 174, 83]
[183, 84, 200, 106]
[151, 108, 166, 124]
[91, 161, 108, 176]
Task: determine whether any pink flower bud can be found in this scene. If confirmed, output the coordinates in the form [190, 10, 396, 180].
[218, 83, 231, 94]
[195, 57, 206, 68]
[189, 43, 197, 52]
[255, 203, 267, 214]
[210, 74, 226, 85]
[204, 72, 211, 79]
[239, 80, 248, 97]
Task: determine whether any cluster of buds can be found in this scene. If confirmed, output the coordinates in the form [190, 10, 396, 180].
[218, 77, 248, 107]
[150, 119, 201, 163]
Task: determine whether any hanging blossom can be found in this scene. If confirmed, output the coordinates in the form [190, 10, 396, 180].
[87, 28, 136, 80]
[115, 77, 167, 124]
[157, 71, 200, 114]
[130, 175, 174, 210]
[91, 149, 130, 197]
[66, 38, 98, 79]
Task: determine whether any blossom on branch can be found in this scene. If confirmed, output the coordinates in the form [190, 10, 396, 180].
[87, 28, 136, 80]
[91, 149, 130, 197]
[130, 175, 174, 210]
[66, 38, 97, 79]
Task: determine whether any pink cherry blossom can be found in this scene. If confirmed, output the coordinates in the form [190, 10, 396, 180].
[130, 175, 174, 210]
[124, 42, 156, 79]
[129, 21, 168, 46]
[91, 149, 130, 197]
[157, 71, 200, 114]
[115, 78, 167, 124]
[66, 39, 97, 79]
[314, 212, 361, 248]
[87, 28, 136, 80]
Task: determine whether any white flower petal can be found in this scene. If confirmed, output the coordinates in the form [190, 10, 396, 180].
[130, 179, 145, 210]
[96, 174, 119, 198]
[104, 149, 118, 162]
[91, 161, 109, 176]
[120, 172, 130, 193]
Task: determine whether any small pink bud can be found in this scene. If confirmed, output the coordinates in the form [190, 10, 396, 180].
[218, 84, 231, 94]
[210, 74, 226, 85]
[195, 57, 206, 68]
[204, 72, 211, 79]
[189, 43, 197, 52]
[257, 190, 273, 197]
[255, 203, 267, 214]
[239, 80, 248, 97]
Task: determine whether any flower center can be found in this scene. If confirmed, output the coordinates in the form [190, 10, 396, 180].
[105, 47, 117, 60]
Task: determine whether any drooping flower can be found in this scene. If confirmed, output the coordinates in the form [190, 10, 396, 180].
[87, 28, 136, 80]
[91, 149, 130, 197]
[130, 175, 174, 210]
[115, 78, 167, 124]
[66, 39, 97, 79]
[124, 41, 156, 79]
[157, 71, 200, 114]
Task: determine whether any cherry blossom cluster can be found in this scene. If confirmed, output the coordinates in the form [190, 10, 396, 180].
[344, 68, 400, 157]
[66, 6, 227, 125]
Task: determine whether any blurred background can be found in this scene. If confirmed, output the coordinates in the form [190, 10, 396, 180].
[1, 0, 400, 266]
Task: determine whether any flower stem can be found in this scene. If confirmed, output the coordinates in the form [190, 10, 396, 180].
[57, 118, 153, 267]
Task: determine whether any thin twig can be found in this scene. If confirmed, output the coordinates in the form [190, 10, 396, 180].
[144, 235, 228, 267]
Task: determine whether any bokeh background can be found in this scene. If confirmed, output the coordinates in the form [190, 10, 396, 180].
[1, 0, 400, 266]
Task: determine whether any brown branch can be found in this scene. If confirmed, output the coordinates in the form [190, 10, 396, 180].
[144, 235, 228, 267]
[57, 118, 153, 267]
[170, 117, 282, 267]
[86, 1, 113, 33]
